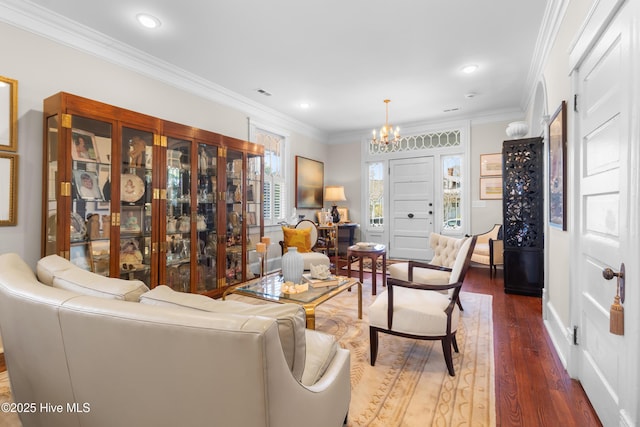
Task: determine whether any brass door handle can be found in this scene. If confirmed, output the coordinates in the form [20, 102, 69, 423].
[603, 263, 625, 303]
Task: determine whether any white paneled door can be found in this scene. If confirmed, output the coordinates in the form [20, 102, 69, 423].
[389, 157, 434, 260]
[572, 1, 639, 425]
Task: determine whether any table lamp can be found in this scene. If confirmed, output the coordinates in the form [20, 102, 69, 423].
[324, 186, 346, 223]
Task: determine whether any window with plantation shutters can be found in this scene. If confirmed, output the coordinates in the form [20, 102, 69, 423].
[253, 127, 287, 226]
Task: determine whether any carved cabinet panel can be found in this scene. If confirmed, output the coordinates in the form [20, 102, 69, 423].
[502, 137, 544, 296]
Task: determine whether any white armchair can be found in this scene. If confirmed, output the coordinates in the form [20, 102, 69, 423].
[470, 224, 503, 277]
[387, 232, 467, 286]
[368, 236, 477, 376]
[279, 220, 331, 271]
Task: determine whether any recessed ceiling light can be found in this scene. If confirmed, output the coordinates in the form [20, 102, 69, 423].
[136, 13, 161, 29]
[462, 64, 478, 74]
[299, 103, 310, 109]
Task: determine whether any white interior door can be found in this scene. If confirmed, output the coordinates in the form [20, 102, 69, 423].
[389, 157, 434, 260]
[573, 2, 639, 425]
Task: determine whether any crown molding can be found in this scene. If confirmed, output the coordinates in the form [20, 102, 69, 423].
[0, 0, 328, 143]
[521, 0, 570, 111]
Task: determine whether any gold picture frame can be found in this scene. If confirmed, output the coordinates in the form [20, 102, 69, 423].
[549, 100, 567, 230]
[480, 177, 502, 200]
[0, 75, 18, 152]
[0, 152, 18, 226]
[480, 153, 502, 176]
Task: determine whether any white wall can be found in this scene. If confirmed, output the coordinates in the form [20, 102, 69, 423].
[469, 120, 512, 234]
[525, 0, 592, 367]
[0, 21, 328, 268]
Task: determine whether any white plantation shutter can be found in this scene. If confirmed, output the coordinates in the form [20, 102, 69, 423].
[255, 127, 287, 225]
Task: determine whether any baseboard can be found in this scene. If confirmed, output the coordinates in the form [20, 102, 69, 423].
[543, 299, 572, 371]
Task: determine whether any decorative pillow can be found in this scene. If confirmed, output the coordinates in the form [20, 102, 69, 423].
[52, 268, 149, 301]
[140, 285, 307, 381]
[282, 226, 312, 253]
[301, 329, 338, 386]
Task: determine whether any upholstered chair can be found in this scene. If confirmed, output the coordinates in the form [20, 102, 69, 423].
[470, 224, 503, 277]
[387, 232, 467, 286]
[279, 220, 331, 271]
[368, 236, 477, 376]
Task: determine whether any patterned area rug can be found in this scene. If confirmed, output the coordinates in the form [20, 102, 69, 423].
[231, 287, 496, 426]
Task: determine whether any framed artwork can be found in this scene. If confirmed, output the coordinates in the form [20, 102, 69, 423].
[70, 244, 92, 271]
[0, 75, 18, 152]
[549, 100, 567, 230]
[480, 177, 503, 200]
[73, 169, 104, 201]
[71, 129, 99, 162]
[0, 152, 18, 226]
[480, 153, 502, 176]
[247, 211, 257, 225]
[295, 156, 324, 209]
[337, 207, 349, 223]
[121, 207, 142, 233]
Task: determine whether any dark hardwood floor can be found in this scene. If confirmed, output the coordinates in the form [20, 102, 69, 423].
[462, 266, 601, 427]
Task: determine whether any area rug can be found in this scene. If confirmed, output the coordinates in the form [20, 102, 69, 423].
[230, 288, 496, 427]
[341, 258, 405, 274]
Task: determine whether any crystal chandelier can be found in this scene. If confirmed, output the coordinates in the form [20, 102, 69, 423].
[372, 99, 400, 145]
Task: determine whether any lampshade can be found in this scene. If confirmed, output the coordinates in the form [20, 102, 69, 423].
[324, 186, 346, 202]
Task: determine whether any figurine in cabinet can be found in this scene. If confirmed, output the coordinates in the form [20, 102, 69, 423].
[87, 214, 100, 240]
[129, 136, 146, 167]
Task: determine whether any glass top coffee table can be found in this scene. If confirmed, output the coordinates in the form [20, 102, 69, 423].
[223, 272, 362, 329]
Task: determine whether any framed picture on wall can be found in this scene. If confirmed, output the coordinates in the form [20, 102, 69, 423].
[480, 153, 502, 176]
[480, 177, 503, 200]
[295, 156, 324, 209]
[549, 100, 567, 230]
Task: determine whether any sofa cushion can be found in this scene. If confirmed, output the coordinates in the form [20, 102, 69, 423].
[37, 254, 77, 286]
[140, 285, 307, 381]
[282, 226, 312, 253]
[301, 329, 338, 386]
[52, 268, 149, 301]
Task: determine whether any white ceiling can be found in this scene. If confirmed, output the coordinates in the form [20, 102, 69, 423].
[8, 0, 549, 139]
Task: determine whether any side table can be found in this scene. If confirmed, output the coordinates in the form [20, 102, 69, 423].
[347, 244, 386, 295]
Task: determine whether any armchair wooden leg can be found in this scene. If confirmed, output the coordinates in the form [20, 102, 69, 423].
[369, 327, 379, 366]
[442, 337, 455, 376]
[456, 299, 464, 311]
[452, 334, 459, 353]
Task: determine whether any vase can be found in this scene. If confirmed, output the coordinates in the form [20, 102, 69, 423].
[282, 247, 304, 284]
[506, 121, 529, 138]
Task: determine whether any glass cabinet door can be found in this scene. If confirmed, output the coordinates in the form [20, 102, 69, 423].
[225, 149, 243, 285]
[46, 114, 114, 275]
[196, 143, 218, 292]
[165, 137, 192, 292]
[119, 127, 154, 284]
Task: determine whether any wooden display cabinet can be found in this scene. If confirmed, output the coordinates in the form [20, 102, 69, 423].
[42, 92, 263, 297]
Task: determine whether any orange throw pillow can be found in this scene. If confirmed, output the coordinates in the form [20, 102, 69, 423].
[282, 226, 312, 253]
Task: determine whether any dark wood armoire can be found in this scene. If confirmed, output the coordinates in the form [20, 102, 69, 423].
[502, 137, 544, 296]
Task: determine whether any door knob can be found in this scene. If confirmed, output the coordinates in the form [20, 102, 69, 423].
[603, 263, 625, 303]
[408, 213, 414, 218]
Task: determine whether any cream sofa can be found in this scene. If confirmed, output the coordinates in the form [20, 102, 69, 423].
[0, 253, 350, 427]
